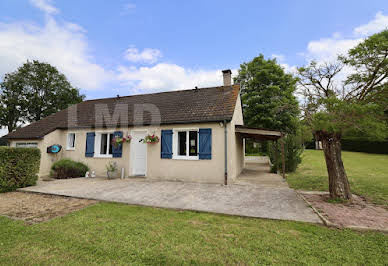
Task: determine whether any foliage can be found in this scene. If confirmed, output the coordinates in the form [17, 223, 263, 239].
[288, 150, 388, 206]
[0, 60, 85, 132]
[341, 30, 388, 106]
[268, 135, 303, 173]
[1, 203, 387, 265]
[299, 123, 313, 146]
[0, 71, 27, 132]
[50, 158, 89, 179]
[0, 147, 40, 192]
[142, 134, 159, 143]
[234, 54, 300, 134]
[111, 135, 131, 147]
[106, 161, 118, 172]
[311, 98, 388, 139]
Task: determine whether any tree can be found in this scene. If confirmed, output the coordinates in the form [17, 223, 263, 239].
[234, 54, 300, 134]
[0, 72, 27, 132]
[0, 60, 85, 131]
[16, 60, 85, 122]
[298, 30, 388, 200]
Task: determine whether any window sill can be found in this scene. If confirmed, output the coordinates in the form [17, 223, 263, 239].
[66, 148, 75, 151]
[94, 155, 113, 158]
[172, 156, 199, 160]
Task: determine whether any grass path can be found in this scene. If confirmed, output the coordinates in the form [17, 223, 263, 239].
[0, 202, 387, 265]
[287, 150, 388, 206]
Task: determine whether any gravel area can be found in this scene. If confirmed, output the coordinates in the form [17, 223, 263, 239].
[0, 192, 97, 224]
[302, 193, 388, 231]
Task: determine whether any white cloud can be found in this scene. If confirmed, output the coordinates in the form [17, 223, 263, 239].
[124, 2, 136, 10]
[0, 127, 8, 138]
[117, 63, 233, 92]
[124, 47, 162, 64]
[0, 17, 113, 90]
[305, 37, 362, 62]
[354, 11, 388, 36]
[301, 12, 388, 63]
[29, 0, 58, 15]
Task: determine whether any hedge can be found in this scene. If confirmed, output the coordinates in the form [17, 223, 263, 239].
[341, 139, 388, 154]
[50, 159, 89, 179]
[0, 147, 41, 192]
[305, 139, 388, 154]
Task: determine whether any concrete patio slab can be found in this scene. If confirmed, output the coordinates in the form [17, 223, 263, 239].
[20, 177, 322, 224]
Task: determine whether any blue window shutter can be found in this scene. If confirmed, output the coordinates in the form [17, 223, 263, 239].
[199, 128, 212, 160]
[112, 131, 123, 158]
[85, 132, 95, 157]
[161, 130, 173, 159]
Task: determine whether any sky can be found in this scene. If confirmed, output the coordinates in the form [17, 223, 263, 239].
[0, 0, 388, 136]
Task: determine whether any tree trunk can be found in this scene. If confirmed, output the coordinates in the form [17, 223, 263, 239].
[318, 132, 352, 200]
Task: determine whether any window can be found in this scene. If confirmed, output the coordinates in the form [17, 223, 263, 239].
[95, 132, 113, 157]
[67, 133, 76, 150]
[173, 129, 198, 159]
[16, 142, 38, 148]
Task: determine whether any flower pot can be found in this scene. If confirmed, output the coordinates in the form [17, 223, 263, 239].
[107, 171, 116, 179]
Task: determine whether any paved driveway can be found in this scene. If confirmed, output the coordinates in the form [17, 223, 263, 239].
[20, 168, 321, 224]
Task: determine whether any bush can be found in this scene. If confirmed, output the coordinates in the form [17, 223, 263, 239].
[51, 159, 89, 179]
[268, 134, 303, 173]
[0, 147, 41, 192]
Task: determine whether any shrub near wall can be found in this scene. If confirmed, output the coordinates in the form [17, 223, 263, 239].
[51, 159, 89, 179]
[0, 147, 41, 192]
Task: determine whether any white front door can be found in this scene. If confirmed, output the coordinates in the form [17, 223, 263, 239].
[131, 131, 147, 176]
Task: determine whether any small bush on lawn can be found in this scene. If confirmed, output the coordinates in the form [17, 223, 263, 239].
[50, 159, 89, 179]
[0, 147, 41, 192]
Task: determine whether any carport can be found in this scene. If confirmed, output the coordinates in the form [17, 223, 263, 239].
[235, 125, 285, 179]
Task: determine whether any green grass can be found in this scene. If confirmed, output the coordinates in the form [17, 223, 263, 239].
[0, 203, 387, 265]
[288, 150, 388, 206]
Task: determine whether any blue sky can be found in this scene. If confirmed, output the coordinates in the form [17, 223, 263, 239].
[0, 0, 387, 101]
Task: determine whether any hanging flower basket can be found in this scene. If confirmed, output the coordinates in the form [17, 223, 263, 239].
[112, 135, 132, 147]
[141, 134, 159, 144]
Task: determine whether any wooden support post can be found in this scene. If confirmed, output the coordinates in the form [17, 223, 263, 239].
[273, 140, 278, 174]
[281, 138, 286, 179]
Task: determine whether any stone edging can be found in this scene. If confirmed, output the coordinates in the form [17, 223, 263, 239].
[295, 191, 334, 227]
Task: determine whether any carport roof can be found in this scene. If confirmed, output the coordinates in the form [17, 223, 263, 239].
[235, 125, 282, 141]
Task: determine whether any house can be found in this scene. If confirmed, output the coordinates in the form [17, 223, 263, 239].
[3, 70, 283, 184]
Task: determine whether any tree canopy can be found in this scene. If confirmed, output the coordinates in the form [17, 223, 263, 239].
[0, 60, 85, 132]
[235, 54, 300, 133]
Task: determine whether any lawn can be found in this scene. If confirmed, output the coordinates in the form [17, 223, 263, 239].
[0, 202, 387, 265]
[288, 150, 388, 206]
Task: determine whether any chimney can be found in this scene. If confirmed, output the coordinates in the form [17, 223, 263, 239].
[222, 69, 232, 86]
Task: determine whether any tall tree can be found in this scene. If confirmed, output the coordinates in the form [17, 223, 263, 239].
[0, 72, 27, 132]
[298, 30, 388, 200]
[235, 54, 300, 133]
[17, 60, 85, 122]
[0, 60, 85, 131]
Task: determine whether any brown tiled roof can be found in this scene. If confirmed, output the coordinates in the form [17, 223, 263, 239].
[3, 85, 240, 140]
